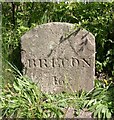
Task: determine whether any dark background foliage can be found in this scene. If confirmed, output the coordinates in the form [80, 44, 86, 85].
[2, 2, 114, 79]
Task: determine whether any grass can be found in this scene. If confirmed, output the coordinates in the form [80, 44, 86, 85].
[1, 62, 88, 118]
[1, 62, 114, 119]
[1, 76, 87, 118]
[84, 79, 114, 118]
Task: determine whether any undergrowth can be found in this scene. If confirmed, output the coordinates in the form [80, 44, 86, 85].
[1, 63, 114, 119]
[85, 79, 114, 118]
[1, 63, 87, 118]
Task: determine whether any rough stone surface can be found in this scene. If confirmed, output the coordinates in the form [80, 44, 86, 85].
[63, 108, 93, 118]
[21, 22, 95, 93]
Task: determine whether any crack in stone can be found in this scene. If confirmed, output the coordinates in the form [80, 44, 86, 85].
[81, 32, 89, 40]
[78, 38, 88, 52]
[47, 28, 91, 67]
[47, 28, 81, 57]
[47, 49, 53, 57]
[59, 28, 81, 44]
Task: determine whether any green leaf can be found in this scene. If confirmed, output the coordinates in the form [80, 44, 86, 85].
[106, 109, 111, 118]
[13, 82, 20, 91]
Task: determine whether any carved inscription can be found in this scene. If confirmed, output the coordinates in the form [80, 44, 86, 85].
[39, 59, 48, 68]
[21, 22, 95, 93]
[53, 76, 64, 85]
[25, 57, 82, 68]
[27, 59, 36, 68]
[71, 57, 79, 67]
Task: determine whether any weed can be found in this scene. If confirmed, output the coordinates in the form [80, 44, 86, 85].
[84, 79, 114, 119]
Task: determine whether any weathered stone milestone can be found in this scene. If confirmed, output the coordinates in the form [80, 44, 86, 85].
[21, 22, 95, 93]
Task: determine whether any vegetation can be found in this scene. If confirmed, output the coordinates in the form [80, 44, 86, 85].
[85, 80, 114, 118]
[1, 1, 114, 119]
[1, 63, 87, 118]
[1, 63, 114, 118]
